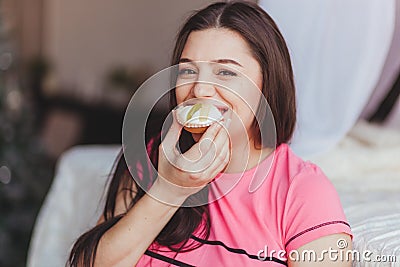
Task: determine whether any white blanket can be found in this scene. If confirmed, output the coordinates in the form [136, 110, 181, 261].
[311, 121, 400, 266]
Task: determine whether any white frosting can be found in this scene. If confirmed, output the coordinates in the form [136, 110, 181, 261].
[176, 104, 223, 127]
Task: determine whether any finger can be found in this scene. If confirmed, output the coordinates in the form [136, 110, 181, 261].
[183, 121, 222, 159]
[196, 124, 229, 166]
[179, 136, 229, 179]
[198, 121, 223, 146]
[161, 110, 182, 151]
[216, 144, 231, 173]
[192, 133, 229, 175]
[209, 123, 229, 153]
[199, 140, 230, 179]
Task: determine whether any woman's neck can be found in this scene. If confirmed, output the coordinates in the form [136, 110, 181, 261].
[223, 139, 273, 173]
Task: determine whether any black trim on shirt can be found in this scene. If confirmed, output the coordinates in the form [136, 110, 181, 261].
[285, 220, 351, 248]
[144, 250, 195, 267]
[144, 221, 350, 266]
[190, 235, 288, 266]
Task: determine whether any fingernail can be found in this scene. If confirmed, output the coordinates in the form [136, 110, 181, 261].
[213, 121, 222, 128]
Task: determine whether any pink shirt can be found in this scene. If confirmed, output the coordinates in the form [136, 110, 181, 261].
[136, 143, 352, 266]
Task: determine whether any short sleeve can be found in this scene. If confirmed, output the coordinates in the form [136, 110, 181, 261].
[283, 162, 353, 252]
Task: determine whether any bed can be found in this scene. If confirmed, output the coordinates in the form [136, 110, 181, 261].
[310, 121, 400, 267]
[27, 120, 400, 267]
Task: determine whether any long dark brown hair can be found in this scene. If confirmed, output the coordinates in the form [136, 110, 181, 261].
[67, 1, 296, 266]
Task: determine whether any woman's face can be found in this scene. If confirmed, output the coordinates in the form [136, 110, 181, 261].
[175, 28, 263, 144]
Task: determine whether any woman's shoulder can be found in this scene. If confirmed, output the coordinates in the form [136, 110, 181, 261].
[266, 143, 341, 204]
[274, 143, 329, 185]
[268, 144, 352, 251]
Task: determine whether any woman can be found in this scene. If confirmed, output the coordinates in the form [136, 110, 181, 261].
[68, 1, 353, 266]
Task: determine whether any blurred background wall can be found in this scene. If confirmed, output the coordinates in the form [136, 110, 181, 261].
[44, 0, 194, 95]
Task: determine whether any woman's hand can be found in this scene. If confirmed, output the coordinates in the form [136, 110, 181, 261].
[155, 111, 230, 202]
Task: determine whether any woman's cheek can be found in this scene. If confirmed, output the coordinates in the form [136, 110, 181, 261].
[228, 108, 254, 139]
[175, 86, 191, 104]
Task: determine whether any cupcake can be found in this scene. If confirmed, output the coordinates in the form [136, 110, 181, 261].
[176, 103, 224, 133]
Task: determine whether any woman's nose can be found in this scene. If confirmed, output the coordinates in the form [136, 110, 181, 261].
[192, 82, 216, 98]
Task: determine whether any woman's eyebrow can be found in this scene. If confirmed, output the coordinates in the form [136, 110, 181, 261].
[211, 59, 243, 67]
[178, 58, 243, 67]
[178, 58, 192, 63]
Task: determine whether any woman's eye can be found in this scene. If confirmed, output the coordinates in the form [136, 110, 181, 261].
[217, 70, 237, 76]
[178, 68, 197, 76]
